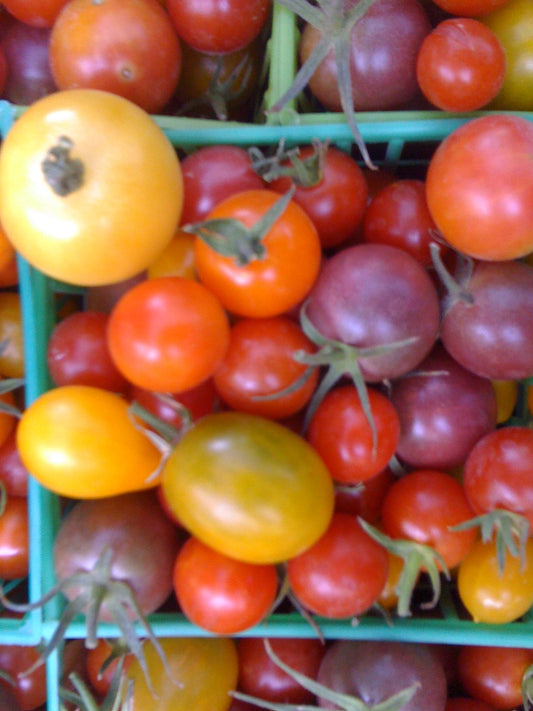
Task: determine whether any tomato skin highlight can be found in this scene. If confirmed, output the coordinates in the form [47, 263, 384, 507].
[161, 411, 335, 564]
[16, 385, 163, 499]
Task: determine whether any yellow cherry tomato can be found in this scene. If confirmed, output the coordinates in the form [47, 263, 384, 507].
[457, 536, 533, 624]
[491, 379, 518, 423]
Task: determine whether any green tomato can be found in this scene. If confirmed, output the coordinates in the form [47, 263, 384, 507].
[161, 411, 335, 564]
[482, 0, 533, 110]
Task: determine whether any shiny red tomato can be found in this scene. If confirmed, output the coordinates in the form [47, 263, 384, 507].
[307, 384, 400, 485]
[416, 18, 506, 112]
[287, 512, 389, 618]
[107, 276, 230, 393]
[213, 315, 319, 420]
[426, 115, 533, 261]
[462, 426, 533, 527]
[47, 310, 129, 392]
[0, 493, 28, 579]
[380, 469, 477, 570]
[430, 0, 512, 15]
[173, 535, 278, 633]
[363, 179, 439, 266]
[0, 644, 47, 710]
[193, 189, 321, 318]
[166, 0, 271, 54]
[457, 645, 533, 710]
[269, 144, 368, 249]
[237, 637, 326, 705]
[49, 0, 182, 113]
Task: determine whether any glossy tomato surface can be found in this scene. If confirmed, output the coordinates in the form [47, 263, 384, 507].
[426, 115, 533, 261]
[161, 411, 335, 563]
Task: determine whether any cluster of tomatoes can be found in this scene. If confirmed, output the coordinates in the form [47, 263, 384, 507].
[0, 0, 532, 709]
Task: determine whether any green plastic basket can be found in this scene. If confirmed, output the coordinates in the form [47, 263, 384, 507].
[2, 86, 533, 705]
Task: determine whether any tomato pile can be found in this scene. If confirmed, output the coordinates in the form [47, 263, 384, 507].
[0, 0, 533, 709]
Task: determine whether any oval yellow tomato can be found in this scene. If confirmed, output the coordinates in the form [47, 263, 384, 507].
[0, 89, 183, 286]
[125, 637, 238, 711]
[17, 385, 162, 498]
[161, 411, 335, 564]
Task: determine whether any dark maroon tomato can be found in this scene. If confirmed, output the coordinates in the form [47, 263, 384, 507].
[0, 427, 29, 498]
[0, 16, 57, 104]
[237, 637, 326, 704]
[299, 0, 431, 111]
[317, 640, 447, 711]
[53, 490, 182, 620]
[440, 259, 533, 380]
[179, 145, 265, 225]
[47, 310, 129, 393]
[389, 344, 498, 470]
[167, 0, 271, 54]
[269, 145, 368, 249]
[306, 243, 440, 382]
[362, 179, 440, 266]
[334, 466, 395, 523]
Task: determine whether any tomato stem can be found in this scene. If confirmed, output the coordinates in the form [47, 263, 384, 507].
[41, 135, 85, 197]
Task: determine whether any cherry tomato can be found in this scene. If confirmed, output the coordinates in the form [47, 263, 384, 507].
[362, 179, 439, 266]
[47, 310, 129, 392]
[269, 144, 368, 249]
[124, 636, 239, 711]
[173, 535, 278, 633]
[430, 0, 512, 15]
[462, 426, 533, 527]
[237, 637, 326, 704]
[287, 512, 389, 618]
[161, 411, 335, 564]
[85, 639, 134, 698]
[457, 645, 533, 710]
[107, 276, 230, 393]
[166, 0, 271, 54]
[380, 469, 477, 570]
[491, 379, 518, 424]
[0, 644, 47, 710]
[0, 89, 183, 286]
[179, 145, 264, 226]
[334, 466, 395, 523]
[445, 699, 496, 711]
[0, 427, 29, 498]
[307, 384, 400, 485]
[16, 385, 163, 498]
[130, 378, 218, 430]
[416, 18, 505, 111]
[194, 189, 321, 318]
[457, 536, 533, 623]
[0, 0, 70, 27]
[213, 315, 319, 420]
[49, 0, 182, 114]
[482, 0, 533, 110]
[426, 115, 533, 261]
[0, 494, 28, 579]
